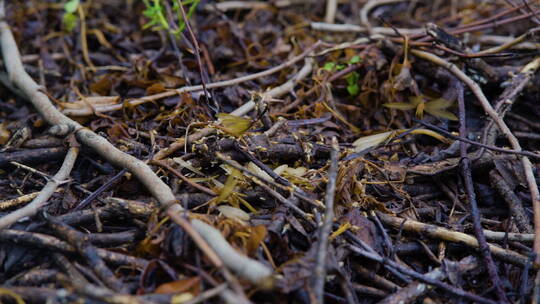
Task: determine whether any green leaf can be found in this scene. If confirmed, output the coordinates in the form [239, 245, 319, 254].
[345, 72, 359, 96]
[347, 84, 359, 96]
[323, 62, 336, 71]
[349, 55, 361, 64]
[346, 72, 359, 85]
[62, 12, 78, 32]
[64, 0, 79, 13]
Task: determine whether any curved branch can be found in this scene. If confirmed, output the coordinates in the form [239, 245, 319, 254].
[0, 146, 78, 229]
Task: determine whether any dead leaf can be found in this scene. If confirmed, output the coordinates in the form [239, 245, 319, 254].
[246, 225, 267, 256]
[146, 83, 167, 95]
[216, 113, 252, 137]
[0, 122, 10, 145]
[155, 276, 201, 295]
[217, 205, 250, 222]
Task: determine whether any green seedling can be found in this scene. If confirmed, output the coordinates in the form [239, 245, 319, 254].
[323, 55, 363, 96]
[62, 0, 79, 32]
[142, 0, 199, 37]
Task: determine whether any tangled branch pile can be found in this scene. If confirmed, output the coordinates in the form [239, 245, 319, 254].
[0, 1, 539, 303]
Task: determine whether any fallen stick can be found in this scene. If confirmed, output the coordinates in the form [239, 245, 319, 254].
[377, 256, 479, 304]
[310, 22, 424, 36]
[311, 137, 339, 303]
[0, 229, 148, 268]
[377, 212, 529, 266]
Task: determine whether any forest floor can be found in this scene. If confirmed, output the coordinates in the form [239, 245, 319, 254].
[0, 1, 539, 303]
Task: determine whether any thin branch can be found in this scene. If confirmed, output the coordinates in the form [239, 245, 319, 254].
[311, 22, 424, 36]
[457, 81, 509, 303]
[312, 137, 339, 303]
[47, 216, 127, 293]
[203, 0, 294, 12]
[360, 0, 410, 35]
[324, 0, 338, 23]
[0, 229, 148, 268]
[0, 146, 78, 229]
[175, 0, 212, 111]
[189, 218, 274, 287]
[413, 119, 540, 159]
[377, 212, 528, 266]
[348, 243, 498, 304]
[378, 257, 479, 304]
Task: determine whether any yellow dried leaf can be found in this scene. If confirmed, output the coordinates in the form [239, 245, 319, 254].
[425, 108, 458, 121]
[146, 83, 167, 95]
[409, 129, 451, 143]
[425, 97, 453, 110]
[216, 167, 241, 203]
[0, 122, 10, 145]
[383, 102, 416, 110]
[408, 95, 423, 106]
[247, 162, 273, 181]
[246, 225, 267, 256]
[415, 101, 425, 119]
[0, 288, 24, 304]
[424, 98, 457, 120]
[171, 293, 194, 304]
[274, 164, 307, 177]
[155, 276, 200, 295]
[173, 157, 205, 176]
[217, 205, 250, 221]
[216, 113, 252, 137]
[237, 196, 258, 213]
[330, 222, 351, 240]
[386, 95, 457, 120]
[352, 130, 397, 152]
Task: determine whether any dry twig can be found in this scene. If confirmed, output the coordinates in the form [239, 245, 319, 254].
[312, 137, 339, 303]
[0, 146, 78, 229]
[377, 212, 528, 266]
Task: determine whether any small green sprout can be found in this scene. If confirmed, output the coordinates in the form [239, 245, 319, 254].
[322, 55, 363, 96]
[62, 0, 79, 32]
[346, 72, 359, 96]
[142, 0, 200, 37]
